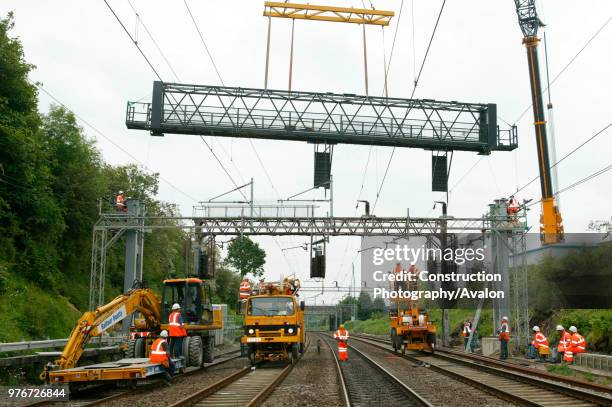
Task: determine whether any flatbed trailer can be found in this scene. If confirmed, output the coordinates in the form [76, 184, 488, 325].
[48, 357, 185, 384]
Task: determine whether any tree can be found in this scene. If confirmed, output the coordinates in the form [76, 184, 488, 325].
[358, 291, 373, 320]
[226, 236, 266, 278]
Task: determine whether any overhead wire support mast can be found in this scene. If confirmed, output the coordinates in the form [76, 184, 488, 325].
[512, 0, 563, 244]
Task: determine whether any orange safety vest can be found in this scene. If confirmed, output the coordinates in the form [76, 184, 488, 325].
[169, 311, 187, 337]
[334, 329, 349, 342]
[558, 331, 571, 352]
[533, 332, 549, 349]
[498, 321, 510, 341]
[570, 333, 586, 353]
[462, 322, 471, 337]
[149, 338, 169, 363]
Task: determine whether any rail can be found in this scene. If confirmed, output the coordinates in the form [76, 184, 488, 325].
[351, 334, 612, 406]
[170, 336, 310, 406]
[321, 333, 431, 406]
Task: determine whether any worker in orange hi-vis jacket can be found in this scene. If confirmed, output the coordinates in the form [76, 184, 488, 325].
[564, 326, 586, 364]
[555, 325, 571, 363]
[334, 324, 350, 361]
[532, 326, 549, 361]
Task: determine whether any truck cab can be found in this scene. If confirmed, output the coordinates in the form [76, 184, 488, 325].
[241, 293, 305, 363]
[160, 278, 215, 326]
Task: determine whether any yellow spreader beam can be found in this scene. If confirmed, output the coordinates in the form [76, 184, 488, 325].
[263, 2, 394, 26]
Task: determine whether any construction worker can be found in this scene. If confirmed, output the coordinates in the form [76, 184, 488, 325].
[498, 316, 510, 360]
[116, 191, 126, 212]
[532, 326, 549, 361]
[150, 330, 174, 383]
[462, 319, 472, 350]
[555, 325, 571, 363]
[169, 303, 187, 359]
[564, 326, 586, 364]
[469, 319, 478, 352]
[507, 195, 519, 216]
[334, 324, 349, 361]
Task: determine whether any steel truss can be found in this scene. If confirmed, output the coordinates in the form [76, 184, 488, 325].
[93, 214, 525, 235]
[263, 2, 395, 26]
[126, 82, 517, 154]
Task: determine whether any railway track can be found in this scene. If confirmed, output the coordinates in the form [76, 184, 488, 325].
[352, 334, 612, 406]
[320, 333, 432, 407]
[169, 337, 310, 407]
[25, 349, 243, 407]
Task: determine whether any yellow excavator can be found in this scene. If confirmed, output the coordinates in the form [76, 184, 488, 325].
[42, 279, 222, 384]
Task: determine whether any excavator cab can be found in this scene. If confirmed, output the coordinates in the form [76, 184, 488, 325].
[161, 278, 213, 326]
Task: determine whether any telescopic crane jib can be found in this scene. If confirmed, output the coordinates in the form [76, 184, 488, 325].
[512, 0, 564, 244]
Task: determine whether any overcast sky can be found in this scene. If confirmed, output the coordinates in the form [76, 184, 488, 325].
[3, 0, 611, 304]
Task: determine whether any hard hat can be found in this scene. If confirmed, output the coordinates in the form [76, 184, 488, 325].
[556, 325, 564, 331]
[502, 316, 508, 321]
[172, 303, 181, 310]
[160, 330, 168, 338]
[118, 190, 124, 194]
[569, 326, 577, 333]
[532, 326, 540, 332]
[339, 324, 345, 329]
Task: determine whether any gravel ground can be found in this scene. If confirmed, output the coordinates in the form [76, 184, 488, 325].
[103, 356, 248, 407]
[262, 334, 343, 407]
[349, 338, 512, 407]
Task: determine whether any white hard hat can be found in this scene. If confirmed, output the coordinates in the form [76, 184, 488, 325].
[569, 326, 577, 333]
[532, 326, 540, 332]
[556, 325, 564, 331]
[502, 316, 508, 321]
[160, 330, 168, 338]
[172, 303, 181, 310]
[118, 190, 124, 194]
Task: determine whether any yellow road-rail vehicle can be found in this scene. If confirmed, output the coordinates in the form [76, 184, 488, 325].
[241, 277, 305, 364]
[43, 278, 222, 387]
[389, 265, 436, 354]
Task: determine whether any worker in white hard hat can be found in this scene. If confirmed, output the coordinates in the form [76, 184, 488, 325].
[169, 303, 187, 359]
[150, 330, 174, 384]
[564, 326, 586, 364]
[531, 326, 549, 361]
[497, 316, 510, 360]
[555, 325, 571, 363]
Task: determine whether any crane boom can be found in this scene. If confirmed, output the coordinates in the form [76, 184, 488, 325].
[513, 0, 563, 244]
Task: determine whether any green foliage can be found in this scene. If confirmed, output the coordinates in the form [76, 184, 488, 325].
[547, 364, 573, 376]
[212, 265, 242, 312]
[357, 291, 373, 319]
[226, 236, 266, 278]
[345, 316, 389, 335]
[0, 13, 189, 342]
[526, 244, 612, 315]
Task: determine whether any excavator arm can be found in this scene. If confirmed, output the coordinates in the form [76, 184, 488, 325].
[42, 288, 161, 380]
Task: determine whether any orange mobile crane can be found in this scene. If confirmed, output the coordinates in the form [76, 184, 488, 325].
[512, 0, 563, 244]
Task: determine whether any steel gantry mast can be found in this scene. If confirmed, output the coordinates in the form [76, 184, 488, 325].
[512, 0, 563, 244]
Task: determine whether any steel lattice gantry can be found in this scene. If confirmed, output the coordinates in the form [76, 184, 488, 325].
[125, 82, 518, 154]
[92, 214, 524, 235]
